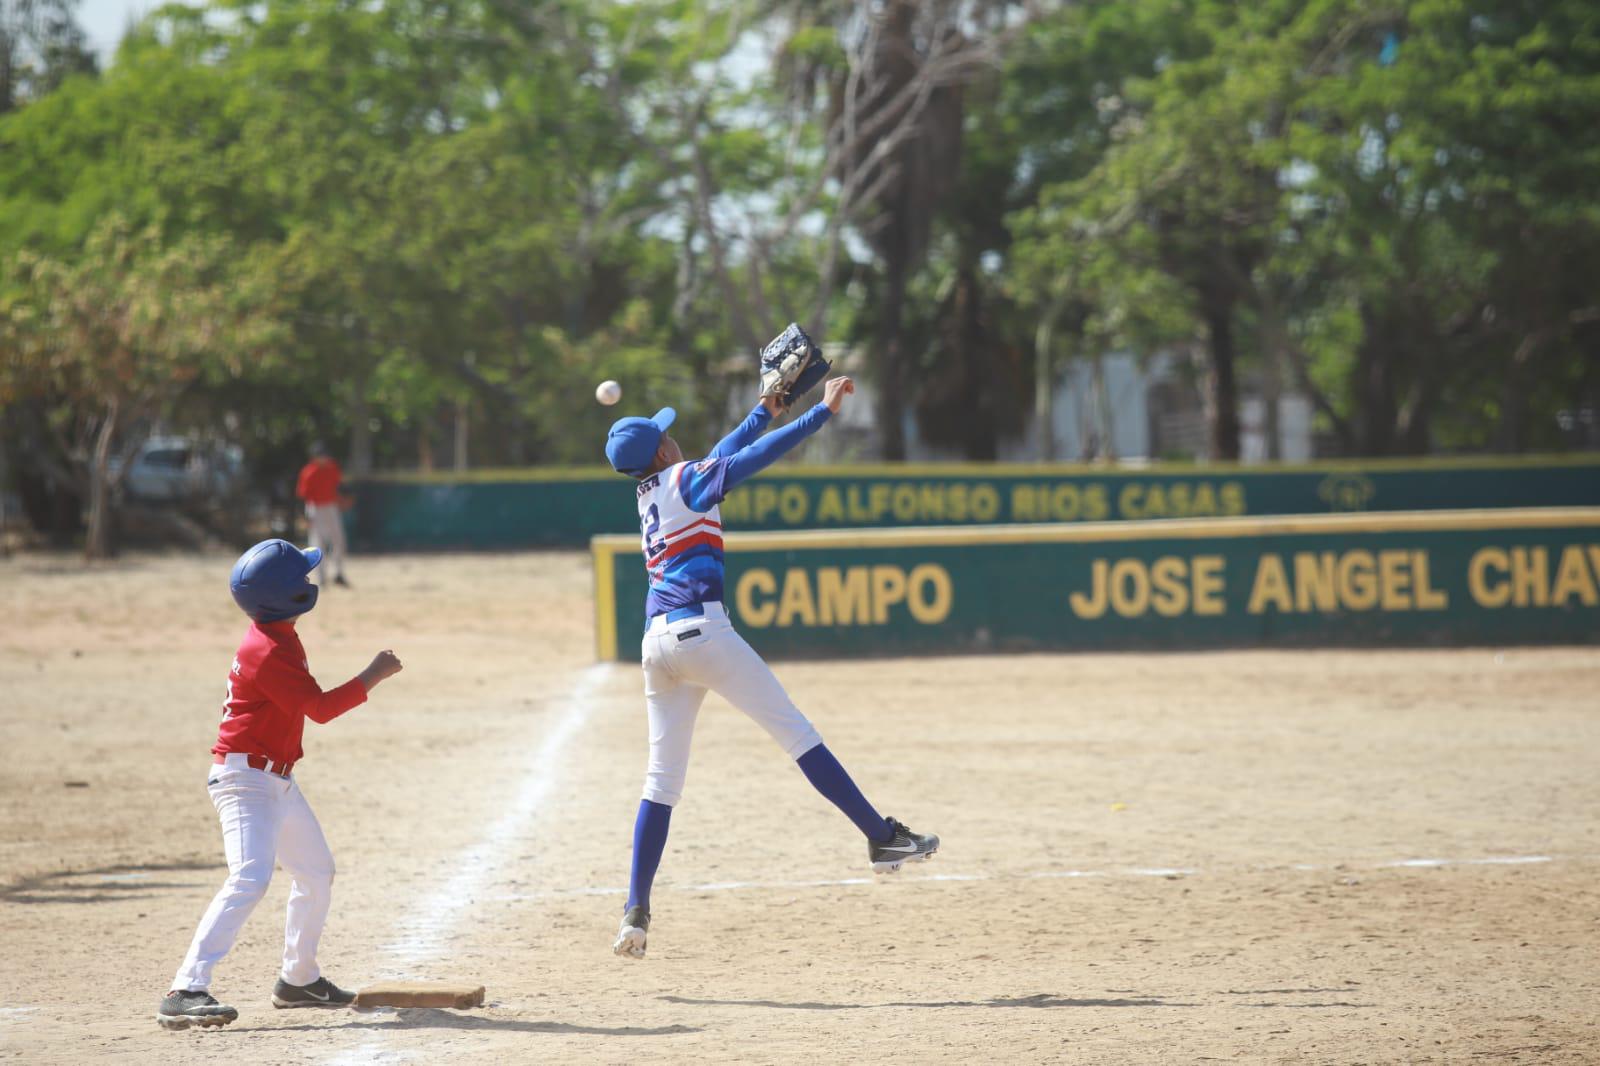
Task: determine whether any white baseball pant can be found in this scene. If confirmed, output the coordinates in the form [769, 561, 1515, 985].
[304, 502, 347, 580]
[640, 601, 822, 807]
[170, 755, 335, 992]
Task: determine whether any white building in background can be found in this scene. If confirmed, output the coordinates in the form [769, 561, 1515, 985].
[1238, 393, 1314, 463]
[777, 348, 1312, 465]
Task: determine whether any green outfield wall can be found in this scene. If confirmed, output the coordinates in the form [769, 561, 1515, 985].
[350, 455, 1600, 550]
[590, 509, 1600, 661]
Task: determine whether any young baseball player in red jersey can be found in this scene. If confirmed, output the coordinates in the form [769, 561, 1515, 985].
[295, 443, 350, 587]
[156, 539, 402, 1031]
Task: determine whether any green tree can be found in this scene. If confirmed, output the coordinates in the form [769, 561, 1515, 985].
[1, 217, 278, 557]
[1284, 0, 1600, 453]
[1007, 0, 1600, 460]
[0, 0, 95, 114]
[769, 0, 1039, 459]
[1006, 0, 1214, 456]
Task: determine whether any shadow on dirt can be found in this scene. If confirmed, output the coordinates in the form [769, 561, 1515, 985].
[658, 992, 1196, 1010]
[239, 1009, 699, 1037]
[0, 861, 218, 905]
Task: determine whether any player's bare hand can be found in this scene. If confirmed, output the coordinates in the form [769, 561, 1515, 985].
[760, 393, 786, 417]
[823, 376, 854, 414]
[360, 650, 403, 691]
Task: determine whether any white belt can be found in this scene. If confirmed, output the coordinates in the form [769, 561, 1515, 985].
[645, 600, 728, 635]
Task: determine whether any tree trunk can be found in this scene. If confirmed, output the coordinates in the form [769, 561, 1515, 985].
[1256, 291, 1305, 460]
[1033, 304, 1059, 462]
[0, 434, 8, 555]
[348, 375, 374, 475]
[954, 267, 997, 461]
[417, 414, 435, 473]
[1398, 394, 1433, 455]
[505, 407, 527, 465]
[1082, 351, 1104, 460]
[1262, 348, 1282, 461]
[1092, 351, 1116, 461]
[1203, 304, 1241, 460]
[83, 405, 120, 560]
[453, 396, 469, 471]
[1579, 326, 1600, 448]
[1497, 357, 1528, 453]
[1078, 364, 1096, 460]
[875, 250, 910, 461]
[1354, 304, 1398, 456]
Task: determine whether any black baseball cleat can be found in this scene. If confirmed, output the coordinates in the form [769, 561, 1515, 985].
[156, 989, 238, 1030]
[333, 574, 351, 588]
[869, 817, 940, 874]
[271, 976, 355, 1008]
[613, 904, 650, 960]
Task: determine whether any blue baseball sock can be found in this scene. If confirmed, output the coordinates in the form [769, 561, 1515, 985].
[626, 799, 673, 912]
[797, 743, 892, 843]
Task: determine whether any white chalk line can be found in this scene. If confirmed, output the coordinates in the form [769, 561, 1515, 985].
[324, 1049, 419, 1066]
[482, 853, 1569, 902]
[324, 664, 615, 1066]
[0, 1007, 41, 1037]
[376, 663, 613, 970]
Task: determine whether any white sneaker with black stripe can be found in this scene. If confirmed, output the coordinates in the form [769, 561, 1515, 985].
[613, 904, 650, 959]
[869, 817, 939, 874]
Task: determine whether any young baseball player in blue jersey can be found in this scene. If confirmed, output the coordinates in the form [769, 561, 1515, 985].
[603, 375, 939, 959]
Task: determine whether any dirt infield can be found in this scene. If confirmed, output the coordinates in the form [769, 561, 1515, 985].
[2, 551, 1597, 1064]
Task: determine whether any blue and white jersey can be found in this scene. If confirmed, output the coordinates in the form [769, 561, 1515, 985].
[634, 401, 834, 619]
[637, 459, 733, 617]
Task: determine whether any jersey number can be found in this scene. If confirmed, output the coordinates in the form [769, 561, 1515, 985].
[641, 504, 667, 559]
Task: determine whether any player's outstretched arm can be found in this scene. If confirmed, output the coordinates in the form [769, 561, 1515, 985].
[708, 402, 774, 460]
[714, 377, 852, 495]
[680, 378, 853, 512]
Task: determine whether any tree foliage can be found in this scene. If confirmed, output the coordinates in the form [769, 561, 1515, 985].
[1, 216, 278, 555]
[0, 0, 95, 114]
[2, 0, 1598, 550]
[1009, 0, 1600, 458]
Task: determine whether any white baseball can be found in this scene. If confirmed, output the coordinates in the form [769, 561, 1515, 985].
[595, 380, 622, 406]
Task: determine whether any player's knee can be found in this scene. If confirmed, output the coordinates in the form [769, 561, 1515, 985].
[225, 870, 273, 905]
[644, 759, 688, 807]
[288, 855, 335, 888]
[302, 863, 335, 888]
[784, 725, 824, 761]
[642, 780, 684, 807]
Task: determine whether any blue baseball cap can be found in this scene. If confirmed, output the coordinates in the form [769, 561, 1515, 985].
[605, 407, 676, 475]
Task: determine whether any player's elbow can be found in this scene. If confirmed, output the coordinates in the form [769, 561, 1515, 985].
[304, 700, 338, 724]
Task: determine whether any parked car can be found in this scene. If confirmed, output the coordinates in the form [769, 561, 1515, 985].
[111, 437, 245, 503]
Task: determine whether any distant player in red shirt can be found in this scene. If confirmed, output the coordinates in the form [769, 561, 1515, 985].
[295, 443, 350, 587]
[157, 540, 402, 1031]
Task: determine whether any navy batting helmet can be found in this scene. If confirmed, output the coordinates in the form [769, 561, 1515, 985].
[230, 539, 322, 622]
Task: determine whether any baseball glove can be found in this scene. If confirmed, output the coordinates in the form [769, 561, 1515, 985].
[758, 323, 831, 410]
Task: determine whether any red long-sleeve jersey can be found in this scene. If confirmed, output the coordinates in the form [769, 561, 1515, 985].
[213, 621, 367, 766]
[296, 458, 343, 505]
